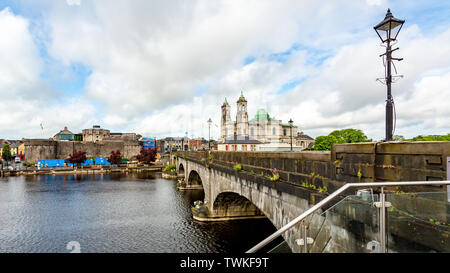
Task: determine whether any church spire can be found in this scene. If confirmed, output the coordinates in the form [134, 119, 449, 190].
[222, 97, 229, 106]
[237, 90, 247, 103]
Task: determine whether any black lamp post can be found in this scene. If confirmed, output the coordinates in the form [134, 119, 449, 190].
[374, 9, 405, 141]
[207, 118, 212, 150]
[288, 119, 293, 151]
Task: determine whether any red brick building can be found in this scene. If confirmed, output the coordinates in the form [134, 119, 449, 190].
[189, 139, 204, 151]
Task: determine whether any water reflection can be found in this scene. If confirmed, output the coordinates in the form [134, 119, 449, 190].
[0, 172, 282, 253]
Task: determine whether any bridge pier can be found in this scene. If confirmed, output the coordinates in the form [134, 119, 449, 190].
[192, 192, 267, 222]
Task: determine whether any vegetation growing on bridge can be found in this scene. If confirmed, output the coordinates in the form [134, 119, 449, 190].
[163, 164, 176, 173]
[301, 181, 328, 193]
[268, 168, 279, 181]
[233, 162, 242, 171]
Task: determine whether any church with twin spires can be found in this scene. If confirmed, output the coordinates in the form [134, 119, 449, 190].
[220, 92, 314, 149]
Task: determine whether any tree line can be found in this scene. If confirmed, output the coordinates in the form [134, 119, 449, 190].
[310, 129, 450, 151]
[65, 147, 157, 167]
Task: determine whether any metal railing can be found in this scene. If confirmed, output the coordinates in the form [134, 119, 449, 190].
[246, 181, 450, 253]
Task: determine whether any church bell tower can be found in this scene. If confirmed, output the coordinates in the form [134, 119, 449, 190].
[236, 91, 249, 137]
[221, 98, 231, 141]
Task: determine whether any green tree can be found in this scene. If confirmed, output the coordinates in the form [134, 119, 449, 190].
[329, 128, 372, 143]
[23, 162, 35, 170]
[314, 135, 338, 151]
[2, 144, 12, 165]
[392, 135, 405, 141]
[408, 134, 450, 141]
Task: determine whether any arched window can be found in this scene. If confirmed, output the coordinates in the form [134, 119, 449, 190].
[272, 127, 276, 136]
[251, 128, 254, 136]
[283, 128, 287, 136]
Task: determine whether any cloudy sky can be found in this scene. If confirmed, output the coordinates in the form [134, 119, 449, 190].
[1, 0, 450, 141]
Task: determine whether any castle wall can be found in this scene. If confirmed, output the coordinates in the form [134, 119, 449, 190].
[23, 140, 58, 162]
[24, 139, 142, 162]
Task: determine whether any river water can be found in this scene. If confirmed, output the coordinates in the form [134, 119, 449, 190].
[0, 172, 282, 253]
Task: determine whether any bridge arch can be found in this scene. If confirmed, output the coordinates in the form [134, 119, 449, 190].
[213, 191, 266, 220]
[176, 155, 306, 252]
[178, 163, 185, 176]
[187, 170, 203, 187]
[212, 191, 288, 252]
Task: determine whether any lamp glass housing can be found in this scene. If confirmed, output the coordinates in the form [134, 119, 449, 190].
[374, 10, 405, 43]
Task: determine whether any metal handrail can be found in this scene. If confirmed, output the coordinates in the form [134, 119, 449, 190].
[246, 180, 450, 253]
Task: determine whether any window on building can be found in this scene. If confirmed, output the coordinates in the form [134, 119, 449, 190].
[273, 127, 276, 136]
[283, 128, 287, 136]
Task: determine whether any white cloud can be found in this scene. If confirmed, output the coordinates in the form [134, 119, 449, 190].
[0, 8, 42, 98]
[66, 0, 81, 6]
[0, 7, 95, 139]
[366, 0, 386, 6]
[1, 1, 450, 141]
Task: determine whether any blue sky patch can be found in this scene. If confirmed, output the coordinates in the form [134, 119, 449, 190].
[243, 56, 256, 65]
[276, 78, 307, 94]
[192, 83, 211, 96]
[41, 62, 92, 96]
[268, 45, 301, 63]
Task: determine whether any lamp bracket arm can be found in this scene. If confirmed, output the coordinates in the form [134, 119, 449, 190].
[379, 47, 399, 57]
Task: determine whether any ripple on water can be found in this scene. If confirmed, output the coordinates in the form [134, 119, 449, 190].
[0, 174, 279, 253]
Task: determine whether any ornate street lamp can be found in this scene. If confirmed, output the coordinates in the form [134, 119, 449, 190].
[207, 118, 213, 150]
[374, 9, 405, 141]
[288, 119, 293, 151]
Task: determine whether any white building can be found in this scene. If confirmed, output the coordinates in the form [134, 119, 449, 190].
[217, 136, 261, 152]
[220, 93, 314, 149]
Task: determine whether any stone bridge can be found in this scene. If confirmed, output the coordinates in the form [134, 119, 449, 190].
[171, 142, 450, 253]
[176, 155, 318, 253]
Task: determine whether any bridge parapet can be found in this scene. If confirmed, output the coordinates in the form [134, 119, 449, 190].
[176, 141, 450, 193]
[174, 143, 450, 253]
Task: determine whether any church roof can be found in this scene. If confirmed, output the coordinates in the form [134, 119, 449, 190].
[55, 126, 73, 136]
[222, 97, 229, 106]
[250, 109, 272, 123]
[237, 91, 247, 103]
[297, 133, 314, 140]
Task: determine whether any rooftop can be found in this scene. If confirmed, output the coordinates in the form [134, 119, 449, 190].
[250, 109, 272, 123]
[55, 126, 73, 136]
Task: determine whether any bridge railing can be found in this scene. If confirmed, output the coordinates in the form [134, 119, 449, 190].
[247, 181, 450, 253]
